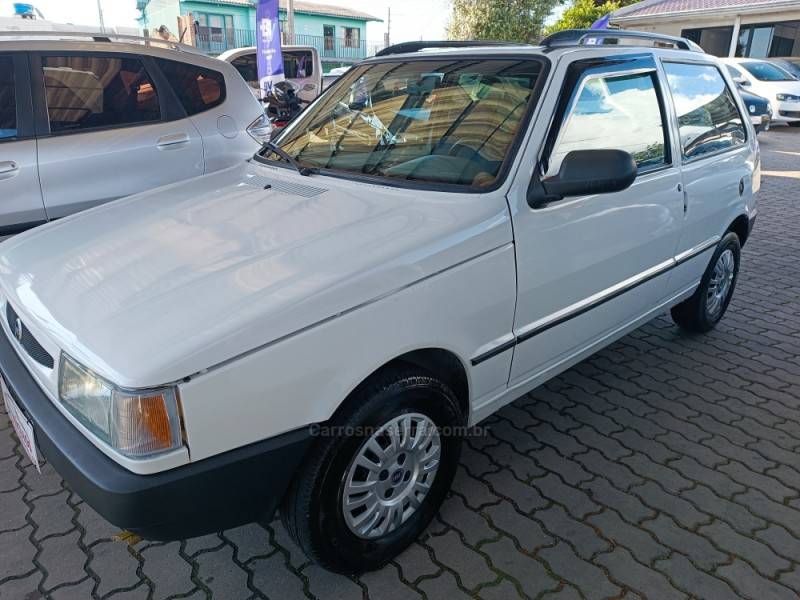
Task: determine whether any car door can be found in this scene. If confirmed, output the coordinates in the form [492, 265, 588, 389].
[507, 54, 685, 386]
[661, 60, 753, 293]
[0, 52, 47, 232]
[32, 51, 204, 219]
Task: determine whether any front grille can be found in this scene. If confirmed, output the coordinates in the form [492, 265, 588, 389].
[779, 110, 800, 118]
[6, 303, 54, 369]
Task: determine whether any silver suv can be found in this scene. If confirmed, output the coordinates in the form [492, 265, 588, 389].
[0, 32, 267, 233]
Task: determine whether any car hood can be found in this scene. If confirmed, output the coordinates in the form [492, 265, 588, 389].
[0, 162, 510, 387]
[750, 79, 800, 98]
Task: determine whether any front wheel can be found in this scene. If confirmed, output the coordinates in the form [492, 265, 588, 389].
[280, 367, 463, 573]
[671, 232, 741, 333]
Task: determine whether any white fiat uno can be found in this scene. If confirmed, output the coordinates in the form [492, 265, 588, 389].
[0, 31, 758, 573]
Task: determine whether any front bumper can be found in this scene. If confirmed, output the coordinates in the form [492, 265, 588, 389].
[774, 101, 800, 122]
[0, 331, 313, 540]
[751, 114, 770, 132]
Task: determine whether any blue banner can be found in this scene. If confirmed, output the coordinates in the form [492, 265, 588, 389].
[590, 14, 610, 29]
[256, 0, 284, 99]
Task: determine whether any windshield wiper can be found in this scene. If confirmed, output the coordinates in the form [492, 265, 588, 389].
[261, 141, 317, 176]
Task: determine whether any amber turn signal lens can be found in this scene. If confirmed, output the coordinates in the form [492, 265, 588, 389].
[111, 389, 182, 457]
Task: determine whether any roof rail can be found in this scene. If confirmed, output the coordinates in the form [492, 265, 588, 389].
[540, 29, 703, 52]
[0, 30, 207, 56]
[375, 40, 526, 57]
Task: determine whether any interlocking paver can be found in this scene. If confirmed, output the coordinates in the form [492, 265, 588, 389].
[194, 545, 250, 599]
[595, 548, 686, 600]
[426, 530, 494, 590]
[654, 554, 736, 600]
[250, 553, 308, 600]
[0, 525, 37, 581]
[89, 541, 141, 597]
[0, 571, 42, 599]
[484, 501, 553, 552]
[1, 128, 800, 599]
[140, 542, 196, 598]
[698, 521, 790, 576]
[478, 578, 525, 600]
[641, 515, 726, 570]
[716, 559, 797, 600]
[539, 542, 620, 600]
[38, 530, 86, 591]
[480, 536, 558, 598]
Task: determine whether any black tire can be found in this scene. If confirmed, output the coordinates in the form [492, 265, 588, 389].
[280, 366, 463, 573]
[671, 232, 741, 333]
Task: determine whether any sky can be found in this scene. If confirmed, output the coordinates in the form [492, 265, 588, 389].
[0, 0, 452, 43]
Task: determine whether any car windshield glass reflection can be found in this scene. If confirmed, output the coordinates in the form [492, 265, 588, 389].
[664, 62, 745, 159]
[261, 59, 543, 188]
[741, 62, 796, 81]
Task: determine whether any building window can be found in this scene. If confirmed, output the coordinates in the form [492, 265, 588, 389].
[343, 27, 360, 48]
[681, 27, 733, 57]
[735, 21, 800, 58]
[323, 25, 335, 51]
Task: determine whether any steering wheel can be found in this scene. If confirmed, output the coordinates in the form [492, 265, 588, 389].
[447, 140, 479, 160]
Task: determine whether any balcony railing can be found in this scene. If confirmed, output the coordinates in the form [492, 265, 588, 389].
[194, 28, 385, 62]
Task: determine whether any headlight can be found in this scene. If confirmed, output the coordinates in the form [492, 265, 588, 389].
[59, 354, 183, 458]
[776, 93, 800, 102]
[247, 112, 273, 145]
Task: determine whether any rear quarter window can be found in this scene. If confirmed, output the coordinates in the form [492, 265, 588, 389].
[663, 62, 746, 160]
[155, 58, 226, 116]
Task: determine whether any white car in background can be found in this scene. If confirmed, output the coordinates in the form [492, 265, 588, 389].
[0, 32, 268, 233]
[721, 57, 800, 126]
[219, 45, 323, 103]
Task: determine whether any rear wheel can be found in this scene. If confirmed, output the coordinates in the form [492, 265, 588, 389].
[280, 367, 463, 573]
[671, 232, 741, 333]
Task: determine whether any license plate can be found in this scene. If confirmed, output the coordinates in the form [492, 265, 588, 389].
[1, 375, 40, 473]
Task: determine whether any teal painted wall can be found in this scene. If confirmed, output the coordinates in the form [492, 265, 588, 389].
[167, 0, 379, 67]
[181, 1, 251, 30]
[284, 12, 368, 42]
[138, 0, 181, 32]
[174, 1, 371, 41]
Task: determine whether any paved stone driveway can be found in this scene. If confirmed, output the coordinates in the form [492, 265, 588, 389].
[1, 128, 800, 600]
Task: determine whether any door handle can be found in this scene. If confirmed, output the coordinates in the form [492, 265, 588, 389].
[0, 161, 19, 181]
[156, 133, 190, 150]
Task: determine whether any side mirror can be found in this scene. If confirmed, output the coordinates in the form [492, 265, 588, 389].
[528, 149, 637, 209]
[734, 77, 750, 87]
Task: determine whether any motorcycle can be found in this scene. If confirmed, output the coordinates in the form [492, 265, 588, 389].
[263, 80, 313, 133]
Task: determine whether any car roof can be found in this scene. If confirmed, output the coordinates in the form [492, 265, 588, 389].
[361, 43, 715, 65]
[0, 33, 227, 69]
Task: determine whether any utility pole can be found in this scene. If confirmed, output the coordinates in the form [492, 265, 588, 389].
[96, 0, 106, 33]
[384, 7, 391, 48]
[286, 0, 295, 44]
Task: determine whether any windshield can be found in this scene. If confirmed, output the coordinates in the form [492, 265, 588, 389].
[259, 58, 544, 188]
[741, 61, 796, 82]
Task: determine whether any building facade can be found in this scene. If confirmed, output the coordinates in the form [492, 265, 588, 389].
[610, 0, 800, 57]
[136, 0, 383, 68]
